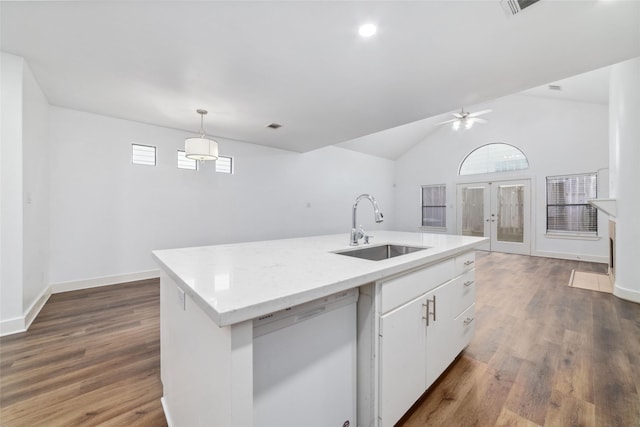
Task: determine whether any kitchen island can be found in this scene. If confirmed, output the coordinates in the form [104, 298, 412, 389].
[153, 231, 487, 427]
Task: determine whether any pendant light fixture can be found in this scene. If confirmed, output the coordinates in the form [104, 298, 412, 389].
[185, 109, 219, 161]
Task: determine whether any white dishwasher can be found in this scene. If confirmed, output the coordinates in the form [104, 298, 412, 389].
[253, 287, 358, 427]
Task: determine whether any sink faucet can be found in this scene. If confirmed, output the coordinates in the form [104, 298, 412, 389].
[350, 194, 384, 246]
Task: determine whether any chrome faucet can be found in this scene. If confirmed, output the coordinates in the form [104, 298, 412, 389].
[350, 194, 384, 246]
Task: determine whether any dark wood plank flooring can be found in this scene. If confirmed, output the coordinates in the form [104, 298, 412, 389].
[0, 279, 167, 427]
[1, 253, 638, 426]
[400, 252, 640, 427]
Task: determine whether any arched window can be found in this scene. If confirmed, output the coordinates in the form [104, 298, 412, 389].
[459, 143, 529, 176]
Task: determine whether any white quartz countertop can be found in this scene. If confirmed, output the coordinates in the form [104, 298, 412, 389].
[152, 231, 487, 327]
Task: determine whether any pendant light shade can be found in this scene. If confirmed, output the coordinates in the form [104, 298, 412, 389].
[185, 109, 219, 161]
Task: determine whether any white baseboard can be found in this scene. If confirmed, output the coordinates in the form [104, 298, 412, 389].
[531, 250, 608, 264]
[161, 397, 173, 427]
[25, 285, 52, 329]
[0, 285, 52, 337]
[50, 270, 160, 294]
[1, 270, 161, 337]
[613, 282, 640, 304]
[0, 316, 26, 337]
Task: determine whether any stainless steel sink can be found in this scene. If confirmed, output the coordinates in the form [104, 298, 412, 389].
[333, 244, 430, 261]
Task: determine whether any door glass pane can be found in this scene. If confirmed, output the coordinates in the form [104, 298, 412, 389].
[461, 187, 485, 237]
[497, 185, 524, 243]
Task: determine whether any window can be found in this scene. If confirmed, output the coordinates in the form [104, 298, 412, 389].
[177, 150, 197, 170]
[132, 143, 156, 166]
[216, 155, 233, 174]
[459, 143, 528, 176]
[421, 184, 446, 228]
[546, 173, 597, 235]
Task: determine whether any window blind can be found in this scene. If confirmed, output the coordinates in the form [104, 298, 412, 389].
[421, 184, 446, 228]
[216, 156, 233, 174]
[132, 143, 156, 166]
[546, 173, 597, 235]
[177, 150, 197, 170]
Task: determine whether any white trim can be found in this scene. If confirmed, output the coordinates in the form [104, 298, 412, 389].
[161, 397, 173, 427]
[419, 226, 448, 234]
[0, 316, 26, 337]
[531, 250, 607, 264]
[51, 270, 160, 294]
[544, 233, 601, 241]
[613, 282, 640, 304]
[25, 285, 52, 329]
[0, 286, 52, 337]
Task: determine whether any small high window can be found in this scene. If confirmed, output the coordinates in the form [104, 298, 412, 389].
[546, 173, 597, 235]
[459, 143, 528, 176]
[421, 184, 446, 229]
[216, 156, 233, 174]
[177, 150, 198, 170]
[132, 144, 156, 166]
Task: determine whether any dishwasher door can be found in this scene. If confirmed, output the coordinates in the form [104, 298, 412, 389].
[253, 288, 358, 427]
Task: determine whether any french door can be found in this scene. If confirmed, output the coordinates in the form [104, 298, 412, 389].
[456, 180, 531, 255]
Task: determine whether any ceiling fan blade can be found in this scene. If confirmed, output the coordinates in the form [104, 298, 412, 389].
[468, 118, 488, 124]
[437, 118, 458, 125]
[468, 109, 492, 118]
[452, 113, 464, 119]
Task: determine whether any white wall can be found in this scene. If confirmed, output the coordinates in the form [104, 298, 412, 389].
[48, 107, 395, 286]
[0, 52, 51, 335]
[610, 57, 640, 302]
[394, 94, 609, 262]
[1, 53, 25, 326]
[21, 58, 51, 313]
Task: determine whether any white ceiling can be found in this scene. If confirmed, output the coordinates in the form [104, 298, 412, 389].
[338, 64, 612, 159]
[2, 1, 639, 154]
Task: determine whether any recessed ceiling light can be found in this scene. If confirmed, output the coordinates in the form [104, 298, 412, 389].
[358, 24, 377, 38]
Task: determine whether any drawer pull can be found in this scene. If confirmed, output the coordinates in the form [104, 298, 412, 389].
[463, 280, 475, 287]
[463, 317, 474, 326]
[464, 260, 475, 266]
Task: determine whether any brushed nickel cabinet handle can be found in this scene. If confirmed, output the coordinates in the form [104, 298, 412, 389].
[422, 301, 429, 326]
[433, 295, 437, 322]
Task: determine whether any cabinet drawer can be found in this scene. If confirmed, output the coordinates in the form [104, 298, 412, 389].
[454, 303, 476, 355]
[381, 260, 455, 314]
[454, 251, 476, 275]
[453, 269, 476, 317]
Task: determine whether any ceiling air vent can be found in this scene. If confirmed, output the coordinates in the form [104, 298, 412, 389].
[501, 0, 541, 16]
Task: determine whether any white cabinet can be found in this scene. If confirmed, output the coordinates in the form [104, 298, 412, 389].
[379, 294, 426, 426]
[376, 251, 476, 427]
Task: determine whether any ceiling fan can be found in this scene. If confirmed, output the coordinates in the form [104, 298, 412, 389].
[438, 108, 492, 130]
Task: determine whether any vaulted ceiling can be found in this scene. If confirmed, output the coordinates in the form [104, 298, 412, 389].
[2, 1, 639, 154]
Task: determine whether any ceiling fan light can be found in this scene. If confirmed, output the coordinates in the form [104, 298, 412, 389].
[452, 120, 461, 131]
[464, 120, 473, 130]
[185, 136, 219, 161]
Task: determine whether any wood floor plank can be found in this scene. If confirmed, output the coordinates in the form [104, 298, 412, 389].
[1, 254, 638, 427]
[544, 389, 596, 427]
[0, 280, 166, 427]
[398, 251, 639, 427]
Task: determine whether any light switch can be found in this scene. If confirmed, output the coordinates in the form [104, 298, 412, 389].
[177, 286, 186, 310]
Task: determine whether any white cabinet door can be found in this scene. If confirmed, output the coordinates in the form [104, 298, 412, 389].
[425, 281, 456, 388]
[379, 295, 427, 427]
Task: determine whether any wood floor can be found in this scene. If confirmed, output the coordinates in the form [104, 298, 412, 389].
[0, 279, 167, 427]
[399, 252, 640, 427]
[1, 253, 638, 426]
